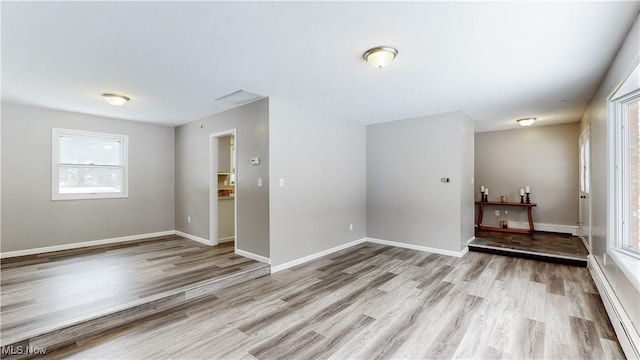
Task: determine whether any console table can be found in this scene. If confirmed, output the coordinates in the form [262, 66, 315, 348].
[475, 201, 537, 234]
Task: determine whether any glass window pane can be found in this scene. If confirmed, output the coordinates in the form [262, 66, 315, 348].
[580, 143, 585, 192]
[628, 100, 639, 251]
[59, 166, 123, 194]
[59, 135, 122, 165]
[585, 138, 590, 194]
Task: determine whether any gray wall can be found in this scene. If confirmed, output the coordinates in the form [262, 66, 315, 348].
[580, 15, 639, 332]
[459, 113, 475, 245]
[268, 99, 366, 267]
[218, 136, 231, 173]
[1, 102, 175, 252]
[366, 111, 474, 253]
[175, 99, 269, 258]
[475, 123, 580, 227]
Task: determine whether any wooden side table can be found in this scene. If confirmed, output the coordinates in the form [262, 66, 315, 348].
[475, 201, 537, 234]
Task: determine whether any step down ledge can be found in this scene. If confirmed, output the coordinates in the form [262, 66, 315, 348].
[468, 244, 587, 267]
[1, 264, 270, 359]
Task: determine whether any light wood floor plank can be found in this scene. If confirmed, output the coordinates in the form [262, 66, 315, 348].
[17, 241, 624, 360]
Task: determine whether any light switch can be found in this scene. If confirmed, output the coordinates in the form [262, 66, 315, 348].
[257, 177, 262, 187]
[279, 178, 285, 187]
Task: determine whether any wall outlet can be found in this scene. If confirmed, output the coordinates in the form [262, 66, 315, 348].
[279, 178, 285, 187]
[349, 223, 353, 231]
[494, 210, 500, 216]
[187, 216, 191, 223]
[257, 177, 262, 187]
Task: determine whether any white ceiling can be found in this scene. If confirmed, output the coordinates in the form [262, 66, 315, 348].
[2, 2, 638, 131]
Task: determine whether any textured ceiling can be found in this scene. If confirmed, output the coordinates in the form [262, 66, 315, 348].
[2, 2, 639, 131]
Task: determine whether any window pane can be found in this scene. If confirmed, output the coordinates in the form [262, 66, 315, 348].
[629, 100, 640, 251]
[59, 166, 123, 194]
[59, 135, 122, 165]
[580, 142, 585, 192]
[585, 137, 590, 194]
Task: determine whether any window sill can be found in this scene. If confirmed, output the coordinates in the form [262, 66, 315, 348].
[608, 249, 640, 292]
[52, 193, 128, 201]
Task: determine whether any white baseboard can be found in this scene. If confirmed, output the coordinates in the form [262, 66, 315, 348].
[579, 236, 591, 252]
[270, 236, 472, 274]
[175, 231, 216, 246]
[218, 236, 235, 243]
[0, 231, 176, 259]
[270, 238, 367, 273]
[466, 236, 476, 244]
[589, 256, 640, 359]
[494, 221, 579, 236]
[366, 237, 469, 258]
[235, 248, 270, 264]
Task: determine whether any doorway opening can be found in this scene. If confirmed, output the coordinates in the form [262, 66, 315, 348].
[209, 129, 237, 253]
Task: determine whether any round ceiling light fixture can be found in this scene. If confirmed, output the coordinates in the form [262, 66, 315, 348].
[363, 46, 398, 68]
[102, 93, 130, 106]
[517, 118, 536, 126]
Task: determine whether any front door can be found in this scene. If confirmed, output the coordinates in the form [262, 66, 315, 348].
[579, 127, 591, 250]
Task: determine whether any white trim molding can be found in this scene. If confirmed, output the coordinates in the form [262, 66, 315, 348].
[218, 236, 235, 243]
[235, 248, 270, 264]
[175, 231, 216, 246]
[0, 231, 175, 259]
[271, 237, 470, 274]
[366, 237, 469, 258]
[589, 256, 640, 359]
[506, 221, 579, 236]
[270, 238, 367, 273]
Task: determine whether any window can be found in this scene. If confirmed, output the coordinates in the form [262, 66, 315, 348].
[52, 128, 128, 200]
[612, 87, 640, 256]
[580, 134, 590, 194]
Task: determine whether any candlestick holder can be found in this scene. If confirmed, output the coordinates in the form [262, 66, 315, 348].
[525, 192, 531, 204]
[480, 191, 485, 202]
[520, 195, 525, 204]
[483, 194, 488, 202]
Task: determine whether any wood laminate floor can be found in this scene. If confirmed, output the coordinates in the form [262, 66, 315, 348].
[42, 242, 623, 359]
[471, 229, 589, 266]
[0, 236, 266, 345]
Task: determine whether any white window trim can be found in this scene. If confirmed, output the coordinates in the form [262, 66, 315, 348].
[607, 59, 640, 291]
[52, 128, 129, 200]
[612, 90, 640, 256]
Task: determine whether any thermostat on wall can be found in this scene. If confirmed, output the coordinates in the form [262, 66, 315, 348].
[251, 157, 260, 165]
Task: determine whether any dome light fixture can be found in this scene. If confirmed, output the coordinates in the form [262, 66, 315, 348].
[363, 46, 398, 68]
[517, 118, 536, 126]
[102, 93, 130, 106]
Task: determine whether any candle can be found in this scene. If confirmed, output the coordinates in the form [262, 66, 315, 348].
[525, 186, 530, 193]
[485, 189, 489, 195]
[480, 186, 485, 192]
[520, 188, 525, 196]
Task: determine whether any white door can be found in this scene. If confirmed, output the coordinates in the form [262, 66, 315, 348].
[579, 127, 591, 250]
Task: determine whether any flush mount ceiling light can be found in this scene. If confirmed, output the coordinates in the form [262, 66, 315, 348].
[363, 46, 398, 68]
[517, 118, 536, 126]
[102, 93, 130, 106]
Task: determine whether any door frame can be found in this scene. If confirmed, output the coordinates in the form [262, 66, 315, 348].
[579, 125, 592, 251]
[209, 128, 238, 253]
